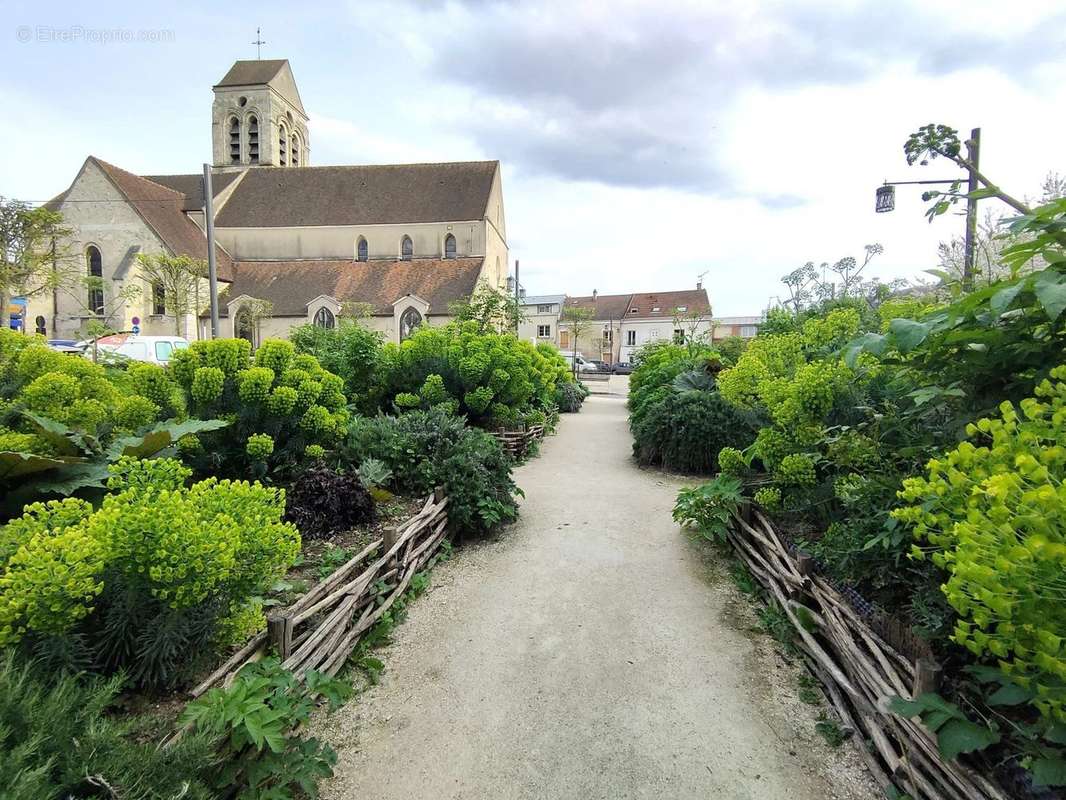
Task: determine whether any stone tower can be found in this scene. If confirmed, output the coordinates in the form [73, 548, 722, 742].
[211, 59, 310, 171]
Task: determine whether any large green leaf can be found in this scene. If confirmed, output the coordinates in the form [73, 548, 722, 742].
[19, 412, 95, 457]
[935, 718, 1000, 760]
[888, 318, 932, 352]
[990, 280, 1027, 315]
[109, 418, 230, 460]
[1033, 269, 1066, 320]
[0, 450, 87, 480]
[1031, 757, 1066, 787]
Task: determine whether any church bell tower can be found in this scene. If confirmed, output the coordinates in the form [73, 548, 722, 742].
[211, 59, 310, 171]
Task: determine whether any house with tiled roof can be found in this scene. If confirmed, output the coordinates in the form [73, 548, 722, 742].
[35, 59, 508, 343]
[558, 286, 713, 364]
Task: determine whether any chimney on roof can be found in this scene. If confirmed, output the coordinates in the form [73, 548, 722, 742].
[592, 289, 598, 300]
[697, 279, 703, 290]
[519, 288, 526, 299]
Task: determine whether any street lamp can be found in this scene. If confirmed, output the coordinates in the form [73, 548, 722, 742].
[874, 127, 981, 291]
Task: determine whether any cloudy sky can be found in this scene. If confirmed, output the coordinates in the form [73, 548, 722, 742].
[4, 0, 1065, 314]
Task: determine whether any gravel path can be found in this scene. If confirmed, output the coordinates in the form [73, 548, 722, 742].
[318, 396, 877, 800]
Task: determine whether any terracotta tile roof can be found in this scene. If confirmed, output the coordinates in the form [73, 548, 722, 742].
[564, 293, 633, 321]
[91, 158, 234, 281]
[564, 288, 711, 320]
[143, 171, 242, 211]
[627, 289, 710, 318]
[214, 161, 498, 228]
[217, 257, 484, 317]
[214, 59, 288, 88]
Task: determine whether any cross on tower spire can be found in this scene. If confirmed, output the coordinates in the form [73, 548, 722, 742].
[252, 27, 266, 59]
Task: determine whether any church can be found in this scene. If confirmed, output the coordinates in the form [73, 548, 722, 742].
[39, 59, 509, 344]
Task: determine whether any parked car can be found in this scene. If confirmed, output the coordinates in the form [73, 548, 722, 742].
[612, 362, 633, 375]
[586, 360, 611, 372]
[90, 334, 190, 366]
[560, 352, 601, 374]
[47, 339, 87, 355]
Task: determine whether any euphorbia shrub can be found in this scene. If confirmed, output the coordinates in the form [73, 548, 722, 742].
[0, 458, 299, 687]
[169, 338, 349, 477]
[895, 366, 1066, 722]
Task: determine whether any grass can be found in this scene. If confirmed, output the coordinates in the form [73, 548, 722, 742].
[797, 672, 822, 705]
[814, 714, 850, 747]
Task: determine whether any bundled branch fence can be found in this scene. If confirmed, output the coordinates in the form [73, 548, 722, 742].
[727, 508, 1008, 800]
[190, 488, 450, 697]
[490, 424, 545, 459]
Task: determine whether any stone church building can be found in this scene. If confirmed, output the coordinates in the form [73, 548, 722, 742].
[38, 59, 509, 344]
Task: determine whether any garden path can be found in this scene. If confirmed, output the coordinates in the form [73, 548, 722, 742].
[318, 395, 875, 800]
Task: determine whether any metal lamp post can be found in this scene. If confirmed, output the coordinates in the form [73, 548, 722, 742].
[875, 127, 981, 291]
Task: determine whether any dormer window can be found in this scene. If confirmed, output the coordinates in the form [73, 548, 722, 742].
[677, 305, 688, 312]
[652, 306, 661, 312]
[444, 233, 456, 259]
[630, 308, 638, 314]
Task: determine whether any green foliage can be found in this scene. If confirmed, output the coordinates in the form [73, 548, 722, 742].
[0, 653, 216, 800]
[672, 475, 743, 543]
[0, 458, 299, 687]
[814, 716, 849, 748]
[290, 320, 386, 413]
[377, 321, 568, 425]
[181, 658, 351, 800]
[895, 367, 1066, 722]
[356, 457, 393, 489]
[343, 408, 521, 535]
[632, 390, 760, 474]
[889, 693, 1001, 760]
[554, 380, 587, 413]
[753, 486, 781, 511]
[170, 338, 348, 479]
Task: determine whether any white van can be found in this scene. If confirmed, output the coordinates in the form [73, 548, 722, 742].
[560, 352, 599, 373]
[91, 335, 190, 366]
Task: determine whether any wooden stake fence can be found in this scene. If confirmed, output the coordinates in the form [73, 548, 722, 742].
[726, 508, 1009, 800]
[190, 488, 450, 697]
[490, 424, 546, 458]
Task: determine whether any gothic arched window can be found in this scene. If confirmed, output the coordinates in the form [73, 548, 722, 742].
[356, 237, 368, 262]
[229, 117, 241, 163]
[278, 123, 288, 166]
[444, 233, 456, 259]
[313, 307, 336, 329]
[291, 133, 300, 167]
[86, 246, 104, 315]
[400, 236, 413, 261]
[399, 306, 423, 341]
[248, 115, 259, 163]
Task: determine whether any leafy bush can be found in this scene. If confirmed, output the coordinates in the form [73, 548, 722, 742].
[284, 461, 375, 540]
[377, 321, 568, 425]
[290, 320, 386, 413]
[169, 338, 349, 478]
[181, 657, 351, 800]
[672, 475, 744, 542]
[0, 458, 299, 687]
[0, 653, 216, 800]
[555, 380, 587, 413]
[344, 408, 520, 534]
[632, 390, 761, 474]
[895, 367, 1066, 722]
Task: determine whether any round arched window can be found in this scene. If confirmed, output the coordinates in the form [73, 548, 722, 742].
[313, 306, 336, 329]
[400, 235, 413, 261]
[235, 307, 254, 346]
[399, 307, 423, 341]
[444, 233, 456, 259]
[356, 237, 369, 262]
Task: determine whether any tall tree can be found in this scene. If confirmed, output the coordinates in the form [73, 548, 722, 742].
[559, 305, 594, 377]
[450, 280, 526, 333]
[0, 198, 77, 328]
[135, 253, 208, 336]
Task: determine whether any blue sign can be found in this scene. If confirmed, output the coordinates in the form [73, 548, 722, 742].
[131, 324, 141, 334]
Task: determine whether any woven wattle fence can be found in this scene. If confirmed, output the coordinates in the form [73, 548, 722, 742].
[190, 488, 450, 697]
[726, 507, 1009, 800]
[490, 424, 545, 459]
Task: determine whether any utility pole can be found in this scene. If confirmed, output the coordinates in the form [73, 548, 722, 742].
[202, 164, 220, 338]
[962, 128, 981, 293]
[514, 258, 520, 333]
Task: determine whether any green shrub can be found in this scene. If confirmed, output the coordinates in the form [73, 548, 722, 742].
[895, 367, 1066, 723]
[377, 321, 567, 424]
[344, 408, 520, 535]
[0, 458, 299, 688]
[181, 657, 351, 799]
[169, 338, 348, 478]
[291, 319, 386, 412]
[673, 475, 744, 542]
[0, 653, 216, 800]
[555, 381, 586, 413]
[632, 391, 761, 474]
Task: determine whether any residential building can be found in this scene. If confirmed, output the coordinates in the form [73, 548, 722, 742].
[517, 293, 564, 347]
[712, 315, 763, 340]
[559, 287, 713, 364]
[33, 59, 508, 345]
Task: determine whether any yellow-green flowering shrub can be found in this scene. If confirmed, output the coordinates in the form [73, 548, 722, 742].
[894, 366, 1066, 721]
[169, 338, 348, 477]
[0, 458, 300, 687]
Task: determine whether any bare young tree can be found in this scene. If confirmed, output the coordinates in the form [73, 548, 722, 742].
[559, 305, 595, 377]
[136, 253, 208, 336]
[0, 198, 80, 328]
